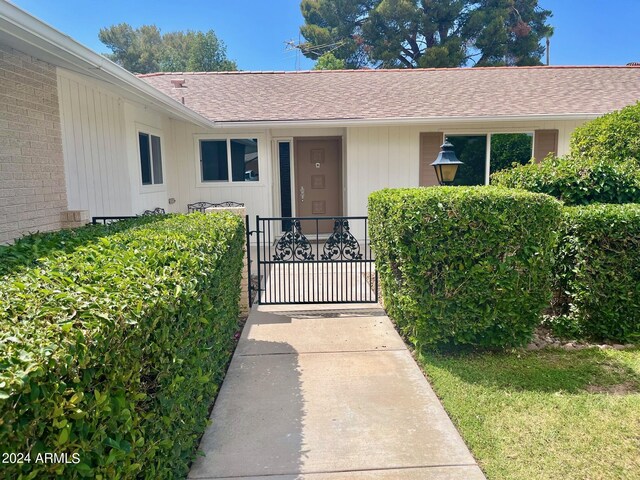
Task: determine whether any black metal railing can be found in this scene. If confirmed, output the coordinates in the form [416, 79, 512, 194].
[247, 216, 377, 305]
[187, 201, 245, 213]
[91, 208, 166, 225]
[91, 216, 138, 225]
[142, 207, 166, 215]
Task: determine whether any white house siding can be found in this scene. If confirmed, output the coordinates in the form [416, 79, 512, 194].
[54, 69, 590, 235]
[168, 122, 273, 217]
[344, 119, 588, 220]
[0, 45, 67, 244]
[58, 69, 192, 218]
[57, 69, 131, 217]
[57, 78, 327, 221]
[122, 101, 174, 215]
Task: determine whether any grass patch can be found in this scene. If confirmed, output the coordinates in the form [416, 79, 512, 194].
[419, 347, 640, 480]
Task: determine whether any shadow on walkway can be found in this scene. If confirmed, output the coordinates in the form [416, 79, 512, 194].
[189, 304, 485, 480]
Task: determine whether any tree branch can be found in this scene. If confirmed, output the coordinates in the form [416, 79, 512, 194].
[401, 45, 417, 60]
[407, 33, 422, 59]
[396, 54, 414, 68]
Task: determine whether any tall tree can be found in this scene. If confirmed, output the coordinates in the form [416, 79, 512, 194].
[299, 0, 553, 69]
[99, 24, 238, 74]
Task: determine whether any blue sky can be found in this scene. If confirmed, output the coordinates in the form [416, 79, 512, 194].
[11, 0, 640, 70]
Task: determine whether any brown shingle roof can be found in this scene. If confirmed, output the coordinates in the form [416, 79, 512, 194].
[138, 66, 640, 124]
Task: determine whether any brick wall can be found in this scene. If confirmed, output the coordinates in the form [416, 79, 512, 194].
[0, 44, 68, 244]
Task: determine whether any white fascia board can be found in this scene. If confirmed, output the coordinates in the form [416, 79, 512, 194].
[0, 1, 215, 129]
[213, 113, 599, 129]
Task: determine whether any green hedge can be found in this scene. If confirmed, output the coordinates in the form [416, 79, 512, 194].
[570, 101, 640, 164]
[551, 204, 640, 342]
[0, 216, 163, 277]
[491, 156, 640, 205]
[0, 213, 244, 479]
[369, 187, 562, 349]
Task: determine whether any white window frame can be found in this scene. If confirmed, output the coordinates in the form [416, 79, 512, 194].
[194, 133, 265, 187]
[136, 125, 166, 192]
[443, 131, 535, 185]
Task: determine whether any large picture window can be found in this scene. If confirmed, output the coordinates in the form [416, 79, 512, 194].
[139, 132, 163, 185]
[200, 138, 259, 182]
[448, 135, 487, 186]
[445, 133, 533, 185]
[490, 133, 534, 174]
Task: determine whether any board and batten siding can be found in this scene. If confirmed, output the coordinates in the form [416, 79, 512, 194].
[55, 69, 591, 227]
[57, 69, 131, 217]
[344, 118, 588, 219]
[168, 121, 273, 218]
[344, 126, 420, 240]
[345, 126, 420, 220]
[122, 101, 174, 215]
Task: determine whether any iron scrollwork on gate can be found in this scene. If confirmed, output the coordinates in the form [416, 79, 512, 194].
[273, 219, 315, 261]
[321, 219, 362, 260]
[252, 215, 377, 304]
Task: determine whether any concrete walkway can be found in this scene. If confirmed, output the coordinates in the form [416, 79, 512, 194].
[189, 303, 485, 480]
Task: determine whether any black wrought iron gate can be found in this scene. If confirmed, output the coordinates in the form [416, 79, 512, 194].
[246, 216, 378, 305]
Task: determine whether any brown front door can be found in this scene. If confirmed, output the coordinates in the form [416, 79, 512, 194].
[294, 138, 342, 232]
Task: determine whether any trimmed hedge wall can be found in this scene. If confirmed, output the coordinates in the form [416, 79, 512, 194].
[0, 216, 163, 277]
[570, 101, 640, 164]
[0, 213, 244, 479]
[491, 156, 640, 205]
[551, 204, 640, 342]
[369, 187, 562, 349]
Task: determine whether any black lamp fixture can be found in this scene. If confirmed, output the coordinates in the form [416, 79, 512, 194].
[430, 139, 463, 186]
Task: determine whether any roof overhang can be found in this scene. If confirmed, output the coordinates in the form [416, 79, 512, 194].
[0, 1, 216, 129]
[212, 113, 600, 129]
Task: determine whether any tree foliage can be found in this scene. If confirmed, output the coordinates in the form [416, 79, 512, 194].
[99, 24, 238, 74]
[313, 51, 347, 69]
[299, 0, 553, 69]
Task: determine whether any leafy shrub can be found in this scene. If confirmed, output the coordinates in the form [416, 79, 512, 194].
[570, 101, 640, 164]
[491, 156, 640, 205]
[0, 213, 245, 479]
[551, 204, 640, 342]
[369, 187, 562, 349]
[0, 216, 163, 277]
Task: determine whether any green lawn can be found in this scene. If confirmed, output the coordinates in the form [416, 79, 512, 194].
[419, 348, 640, 480]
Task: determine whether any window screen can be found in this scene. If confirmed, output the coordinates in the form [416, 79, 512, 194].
[230, 138, 259, 182]
[139, 133, 152, 185]
[139, 132, 163, 185]
[151, 135, 163, 184]
[200, 138, 260, 182]
[201, 140, 229, 181]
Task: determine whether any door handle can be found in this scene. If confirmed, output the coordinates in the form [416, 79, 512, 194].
[300, 186, 305, 202]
